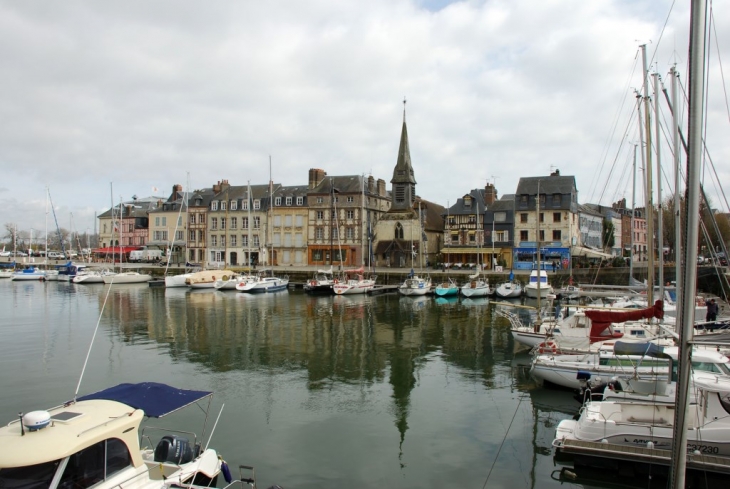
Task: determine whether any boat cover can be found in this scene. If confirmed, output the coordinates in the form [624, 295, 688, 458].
[77, 382, 213, 418]
[613, 341, 668, 358]
[586, 300, 664, 342]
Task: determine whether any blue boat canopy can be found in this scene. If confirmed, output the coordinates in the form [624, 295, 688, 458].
[613, 341, 668, 359]
[77, 382, 213, 418]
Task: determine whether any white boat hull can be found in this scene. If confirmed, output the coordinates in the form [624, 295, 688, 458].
[102, 272, 152, 284]
[495, 282, 522, 298]
[165, 274, 191, 288]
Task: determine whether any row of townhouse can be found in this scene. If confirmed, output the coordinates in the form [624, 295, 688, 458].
[95, 113, 648, 270]
[96, 169, 647, 271]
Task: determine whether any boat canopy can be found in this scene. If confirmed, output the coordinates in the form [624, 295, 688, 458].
[585, 300, 664, 342]
[613, 341, 669, 359]
[77, 382, 213, 418]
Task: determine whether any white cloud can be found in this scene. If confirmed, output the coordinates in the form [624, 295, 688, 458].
[0, 0, 727, 239]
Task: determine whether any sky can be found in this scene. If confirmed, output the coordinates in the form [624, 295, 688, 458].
[1, 0, 729, 242]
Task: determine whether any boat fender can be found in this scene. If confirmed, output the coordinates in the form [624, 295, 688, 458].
[222, 275, 229, 281]
[212, 276, 216, 281]
[538, 341, 559, 355]
[334, 279, 338, 284]
[220, 458, 233, 483]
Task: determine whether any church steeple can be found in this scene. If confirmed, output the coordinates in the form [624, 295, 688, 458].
[390, 98, 417, 212]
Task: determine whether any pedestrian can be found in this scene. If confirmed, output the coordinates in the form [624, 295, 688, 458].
[706, 298, 719, 331]
[552, 261, 557, 273]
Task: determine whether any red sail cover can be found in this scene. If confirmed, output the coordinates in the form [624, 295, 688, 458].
[585, 300, 664, 342]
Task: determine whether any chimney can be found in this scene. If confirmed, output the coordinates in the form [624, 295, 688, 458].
[220, 179, 230, 192]
[550, 169, 561, 177]
[308, 168, 327, 189]
[484, 183, 498, 205]
[377, 179, 386, 197]
[173, 184, 183, 195]
[213, 180, 221, 193]
[368, 175, 375, 193]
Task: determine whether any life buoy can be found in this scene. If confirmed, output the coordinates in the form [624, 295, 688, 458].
[538, 341, 559, 355]
[334, 279, 339, 284]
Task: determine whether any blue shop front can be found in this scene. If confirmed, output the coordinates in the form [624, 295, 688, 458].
[513, 242, 570, 271]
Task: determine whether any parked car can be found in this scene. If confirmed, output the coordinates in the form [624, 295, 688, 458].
[0, 250, 11, 257]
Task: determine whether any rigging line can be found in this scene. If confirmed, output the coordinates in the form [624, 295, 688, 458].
[587, 53, 641, 203]
[710, 6, 730, 127]
[594, 96, 641, 205]
[481, 394, 526, 489]
[647, 0, 677, 72]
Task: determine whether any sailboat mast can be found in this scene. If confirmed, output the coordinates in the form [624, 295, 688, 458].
[670, 0, 706, 485]
[535, 180, 542, 330]
[641, 43, 655, 304]
[630, 144, 637, 281]
[654, 73, 665, 299]
[671, 66, 682, 320]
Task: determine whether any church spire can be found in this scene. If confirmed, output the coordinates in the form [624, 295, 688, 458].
[390, 99, 416, 212]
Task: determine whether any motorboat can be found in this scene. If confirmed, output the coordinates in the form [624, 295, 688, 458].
[185, 270, 235, 289]
[495, 281, 522, 298]
[524, 269, 553, 299]
[0, 382, 234, 488]
[11, 267, 46, 281]
[554, 375, 730, 456]
[236, 275, 289, 293]
[398, 274, 432, 296]
[530, 340, 730, 390]
[102, 272, 152, 284]
[434, 278, 459, 297]
[57, 263, 87, 282]
[460, 272, 491, 298]
[303, 268, 335, 294]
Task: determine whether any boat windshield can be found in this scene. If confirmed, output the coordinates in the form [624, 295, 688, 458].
[0, 460, 60, 489]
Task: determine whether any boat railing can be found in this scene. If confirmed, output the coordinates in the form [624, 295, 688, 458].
[140, 426, 199, 453]
[495, 308, 524, 330]
[220, 465, 257, 489]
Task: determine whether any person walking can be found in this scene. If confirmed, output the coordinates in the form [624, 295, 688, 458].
[706, 298, 719, 331]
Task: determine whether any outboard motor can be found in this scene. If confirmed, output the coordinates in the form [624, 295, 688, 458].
[154, 435, 194, 464]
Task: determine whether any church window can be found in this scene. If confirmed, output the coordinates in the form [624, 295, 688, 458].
[395, 186, 405, 203]
[395, 223, 404, 240]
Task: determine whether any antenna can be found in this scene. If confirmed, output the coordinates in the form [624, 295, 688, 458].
[403, 97, 407, 122]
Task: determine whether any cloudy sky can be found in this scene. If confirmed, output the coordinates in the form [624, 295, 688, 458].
[1, 0, 728, 242]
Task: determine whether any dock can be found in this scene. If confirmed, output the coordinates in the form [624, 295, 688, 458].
[558, 438, 730, 475]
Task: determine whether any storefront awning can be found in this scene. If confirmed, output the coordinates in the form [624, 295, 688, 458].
[92, 246, 142, 254]
[572, 246, 613, 259]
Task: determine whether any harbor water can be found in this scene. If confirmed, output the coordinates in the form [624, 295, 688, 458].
[2, 280, 616, 488]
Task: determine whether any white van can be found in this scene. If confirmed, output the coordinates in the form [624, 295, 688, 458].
[129, 249, 163, 263]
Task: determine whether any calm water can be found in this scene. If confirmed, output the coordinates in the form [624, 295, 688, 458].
[1, 280, 607, 489]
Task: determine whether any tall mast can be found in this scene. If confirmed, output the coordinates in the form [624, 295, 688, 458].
[671, 66, 682, 320]
[247, 181, 252, 270]
[654, 72, 664, 300]
[630, 145, 637, 282]
[641, 44, 655, 303]
[534, 180, 542, 331]
[670, 0, 706, 486]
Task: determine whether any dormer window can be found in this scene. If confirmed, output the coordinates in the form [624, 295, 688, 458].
[211, 201, 218, 211]
[254, 200, 261, 210]
[242, 200, 248, 211]
[286, 196, 292, 205]
[231, 200, 237, 210]
[221, 201, 227, 211]
[275, 197, 282, 206]
[297, 196, 303, 205]
[464, 196, 472, 207]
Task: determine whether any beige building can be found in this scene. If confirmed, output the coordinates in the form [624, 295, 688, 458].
[147, 184, 187, 264]
[270, 184, 310, 266]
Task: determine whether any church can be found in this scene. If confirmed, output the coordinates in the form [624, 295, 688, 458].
[373, 104, 445, 269]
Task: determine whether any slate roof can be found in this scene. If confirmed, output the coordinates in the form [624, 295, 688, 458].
[515, 175, 577, 195]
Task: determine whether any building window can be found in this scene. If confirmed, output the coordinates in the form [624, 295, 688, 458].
[539, 230, 545, 241]
[253, 217, 260, 229]
[520, 213, 528, 223]
[211, 235, 217, 246]
[553, 230, 561, 240]
[539, 213, 544, 223]
[332, 227, 339, 239]
[539, 195, 546, 206]
[346, 227, 354, 239]
[275, 197, 282, 206]
[520, 195, 528, 207]
[220, 235, 226, 247]
[242, 235, 248, 246]
[189, 230, 195, 241]
[286, 197, 292, 205]
[553, 194, 561, 205]
[242, 217, 248, 229]
[448, 217, 456, 226]
[396, 223, 404, 240]
[297, 196, 303, 205]
[221, 201, 227, 211]
[347, 196, 354, 203]
[317, 197, 324, 204]
[254, 200, 260, 210]
[346, 210, 355, 219]
[451, 232, 459, 244]
[253, 235, 260, 247]
[231, 235, 237, 247]
[221, 218, 226, 230]
[155, 217, 160, 226]
[231, 200, 237, 210]
[331, 210, 336, 219]
[313, 249, 323, 261]
[211, 201, 218, 211]
[317, 211, 324, 220]
[553, 212, 561, 223]
[468, 215, 476, 224]
[316, 228, 324, 240]
[198, 230, 204, 241]
[231, 217, 237, 229]
[242, 200, 248, 210]
[494, 212, 506, 222]
[285, 215, 292, 226]
[211, 217, 218, 230]
[469, 233, 476, 243]
[496, 231, 506, 242]
[520, 230, 529, 241]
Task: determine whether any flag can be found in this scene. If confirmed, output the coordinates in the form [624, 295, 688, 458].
[152, 186, 160, 193]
